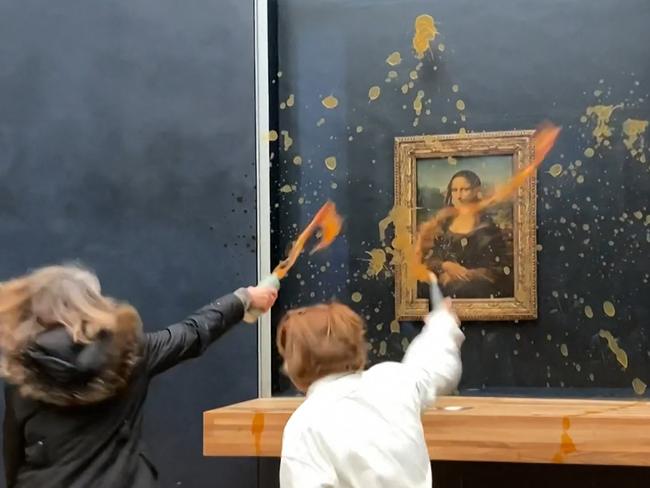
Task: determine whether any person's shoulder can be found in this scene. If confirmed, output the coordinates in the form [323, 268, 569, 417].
[363, 361, 411, 384]
[366, 360, 404, 373]
[284, 396, 316, 433]
[361, 362, 422, 405]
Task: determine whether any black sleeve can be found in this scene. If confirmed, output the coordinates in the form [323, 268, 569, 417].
[3, 387, 24, 488]
[143, 293, 246, 376]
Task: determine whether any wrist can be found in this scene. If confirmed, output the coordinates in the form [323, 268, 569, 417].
[233, 287, 252, 311]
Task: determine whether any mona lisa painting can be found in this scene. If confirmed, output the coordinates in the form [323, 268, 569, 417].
[394, 130, 537, 322]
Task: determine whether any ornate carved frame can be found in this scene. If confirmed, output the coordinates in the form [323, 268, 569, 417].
[394, 130, 538, 322]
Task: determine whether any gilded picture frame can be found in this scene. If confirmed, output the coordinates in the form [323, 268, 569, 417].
[394, 130, 538, 322]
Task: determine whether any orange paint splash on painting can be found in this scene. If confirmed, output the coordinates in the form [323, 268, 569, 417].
[374, 123, 559, 283]
[377, 205, 429, 283]
[472, 122, 561, 213]
[273, 201, 343, 279]
[413, 122, 561, 281]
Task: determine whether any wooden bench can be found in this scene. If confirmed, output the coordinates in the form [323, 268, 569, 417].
[204, 396, 650, 466]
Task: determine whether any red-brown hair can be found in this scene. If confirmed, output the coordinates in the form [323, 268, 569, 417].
[276, 302, 367, 392]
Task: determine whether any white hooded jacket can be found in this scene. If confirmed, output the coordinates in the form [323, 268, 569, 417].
[280, 308, 465, 488]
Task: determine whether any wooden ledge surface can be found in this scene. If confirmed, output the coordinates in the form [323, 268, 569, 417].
[203, 396, 650, 466]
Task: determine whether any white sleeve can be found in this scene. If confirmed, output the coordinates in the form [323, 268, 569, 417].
[402, 308, 465, 409]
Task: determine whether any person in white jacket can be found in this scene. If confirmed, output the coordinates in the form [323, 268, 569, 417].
[277, 295, 464, 488]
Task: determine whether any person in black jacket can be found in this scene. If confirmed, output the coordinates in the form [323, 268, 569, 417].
[0, 264, 277, 487]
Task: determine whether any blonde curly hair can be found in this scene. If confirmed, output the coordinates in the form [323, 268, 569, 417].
[0, 264, 142, 406]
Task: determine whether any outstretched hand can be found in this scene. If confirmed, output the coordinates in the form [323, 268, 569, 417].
[247, 286, 278, 313]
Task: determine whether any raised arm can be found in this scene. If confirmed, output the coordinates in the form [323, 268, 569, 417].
[402, 305, 465, 409]
[144, 286, 276, 376]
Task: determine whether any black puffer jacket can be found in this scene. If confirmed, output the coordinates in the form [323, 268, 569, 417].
[3, 292, 247, 488]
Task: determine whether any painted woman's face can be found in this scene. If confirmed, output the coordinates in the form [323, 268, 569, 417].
[450, 176, 479, 207]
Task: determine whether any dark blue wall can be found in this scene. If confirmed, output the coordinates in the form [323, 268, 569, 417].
[0, 1, 259, 486]
[270, 0, 650, 396]
[265, 0, 650, 485]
